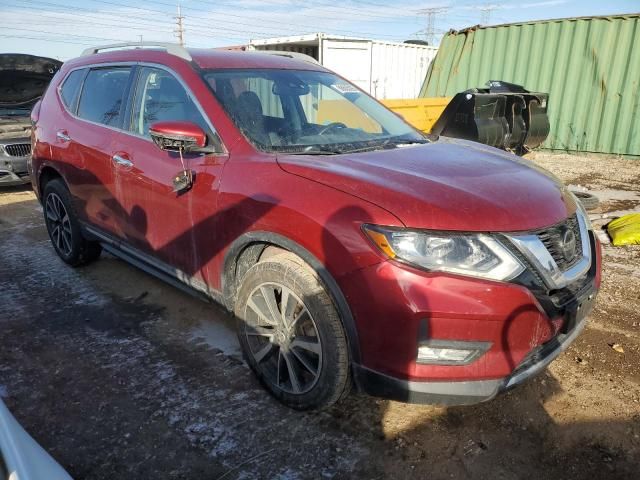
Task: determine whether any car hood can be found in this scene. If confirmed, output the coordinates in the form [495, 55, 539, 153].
[0, 53, 62, 109]
[276, 138, 575, 232]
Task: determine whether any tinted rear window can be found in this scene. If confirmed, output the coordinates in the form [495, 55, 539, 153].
[59, 69, 85, 112]
[77, 67, 131, 127]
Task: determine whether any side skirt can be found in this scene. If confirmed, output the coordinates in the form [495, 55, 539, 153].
[82, 224, 225, 307]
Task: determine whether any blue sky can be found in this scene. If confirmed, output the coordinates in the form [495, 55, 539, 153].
[1, 0, 638, 60]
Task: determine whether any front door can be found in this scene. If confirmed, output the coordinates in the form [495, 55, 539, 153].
[112, 66, 227, 289]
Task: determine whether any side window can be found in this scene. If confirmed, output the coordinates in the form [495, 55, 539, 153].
[77, 67, 131, 127]
[130, 67, 208, 137]
[59, 69, 84, 112]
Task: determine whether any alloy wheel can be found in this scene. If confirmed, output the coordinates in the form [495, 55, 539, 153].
[45, 192, 73, 257]
[243, 282, 322, 395]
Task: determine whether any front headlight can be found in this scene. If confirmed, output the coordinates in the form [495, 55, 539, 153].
[363, 225, 525, 281]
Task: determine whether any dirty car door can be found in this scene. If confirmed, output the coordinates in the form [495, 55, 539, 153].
[112, 66, 227, 289]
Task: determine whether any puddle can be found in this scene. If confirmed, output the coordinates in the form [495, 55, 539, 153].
[188, 320, 241, 357]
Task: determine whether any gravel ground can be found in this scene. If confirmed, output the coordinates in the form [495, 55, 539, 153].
[0, 151, 639, 479]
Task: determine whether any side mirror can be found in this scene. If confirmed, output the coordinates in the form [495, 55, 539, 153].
[149, 121, 210, 153]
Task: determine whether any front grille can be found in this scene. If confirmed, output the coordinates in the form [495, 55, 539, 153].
[534, 214, 583, 271]
[4, 143, 31, 157]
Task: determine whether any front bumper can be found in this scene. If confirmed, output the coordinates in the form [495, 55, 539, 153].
[0, 169, 30, 186]
[353, 288, 594, 405]
[341, 232, 601, 405]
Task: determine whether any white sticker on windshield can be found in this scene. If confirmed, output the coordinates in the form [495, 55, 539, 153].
[331, 83, 359, 94]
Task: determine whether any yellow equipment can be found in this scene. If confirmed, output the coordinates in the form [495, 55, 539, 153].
[381, 97, 451, 133]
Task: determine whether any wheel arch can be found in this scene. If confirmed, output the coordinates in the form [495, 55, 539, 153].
[38, 164, 64, 199]
[222, 231, 361, 365]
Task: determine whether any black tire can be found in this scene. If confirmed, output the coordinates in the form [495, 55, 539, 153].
[43, 178, 102, 266]
[571, 190, 600, 211]
[234, 254, 350, 410]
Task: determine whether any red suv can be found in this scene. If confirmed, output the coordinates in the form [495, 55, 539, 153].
[30, 43, 601, 410]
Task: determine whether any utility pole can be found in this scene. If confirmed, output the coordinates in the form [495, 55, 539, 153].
[418, 7, 447, 46]
[480, 3, 498, 25]
[174, 4, 185, 46]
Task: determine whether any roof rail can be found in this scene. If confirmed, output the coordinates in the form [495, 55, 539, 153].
[81, 42, 192, 61]
[252, 50, 320, 65]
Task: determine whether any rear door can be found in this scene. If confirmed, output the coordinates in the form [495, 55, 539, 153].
[68, 66, 133, 236]
[112, 65, 227, 288]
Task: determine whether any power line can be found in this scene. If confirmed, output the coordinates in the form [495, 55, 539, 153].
[2, 10, 283, 48]
[4, 4, 254, 42]
[77, 0, 410, 39]
[6, 1, 311, 42]
[2, 26, 136, 43]
[99, 0, 416, 38]
[8, 0, 416, 45]
[197, 0, 421, 23]
[0, 33, 101, 46]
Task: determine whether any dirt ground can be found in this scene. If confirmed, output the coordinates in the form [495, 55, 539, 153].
[1, 151, 639, 480]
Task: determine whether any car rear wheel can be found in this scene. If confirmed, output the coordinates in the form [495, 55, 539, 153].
[234, 254, 350, 410]
[43, 178, 101, 266]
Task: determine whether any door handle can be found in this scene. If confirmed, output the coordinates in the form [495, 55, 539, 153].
[112, 154, 133, 168]
[56, 131, 71, 142]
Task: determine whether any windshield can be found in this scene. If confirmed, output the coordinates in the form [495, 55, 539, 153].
[203, 69, 427, 154]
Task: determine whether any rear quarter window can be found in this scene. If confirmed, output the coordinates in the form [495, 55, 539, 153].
[77, 67, 131, 127]
[59, 69, 85, 112]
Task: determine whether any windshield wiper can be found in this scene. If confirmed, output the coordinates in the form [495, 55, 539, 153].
[280, 138, 428, 156]
[287, 145, 344, 155]
[382, 138, 429, 148]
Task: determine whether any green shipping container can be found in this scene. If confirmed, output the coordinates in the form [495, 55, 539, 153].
[420, 14, 640, 156]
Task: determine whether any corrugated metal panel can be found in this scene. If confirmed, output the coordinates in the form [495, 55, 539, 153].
[420, 14, 640, 156]
[371, 42, 438, 99]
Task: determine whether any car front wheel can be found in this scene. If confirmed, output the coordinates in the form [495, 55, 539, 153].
[234, 254, 350, 410]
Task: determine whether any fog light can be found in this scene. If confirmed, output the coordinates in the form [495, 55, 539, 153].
[417, 341, 491, 365]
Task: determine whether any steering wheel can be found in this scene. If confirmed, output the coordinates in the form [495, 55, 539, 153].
[317, 122, 348, 136]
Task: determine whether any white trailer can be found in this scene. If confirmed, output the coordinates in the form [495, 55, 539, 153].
[248, 33, 438, 100]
